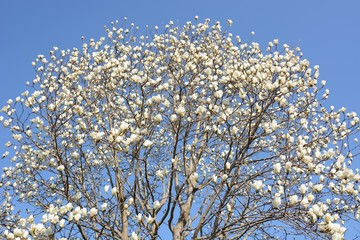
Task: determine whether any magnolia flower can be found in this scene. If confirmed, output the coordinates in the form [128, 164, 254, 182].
[313, 184, 323, 192]
[153, 200, 161, 210]
[74, 213, 81, 221]
[307, 193, 315, 202]
[309, 204, 324, 217]
[289, 195, 298, 206]
[226, 203, 232, 212]
[170, 114, 178, 122]
[57, 165, 65, 171]
[214, 90, 223, 99]
[285, 162, 292, 172]
[154, 114, 162, 123]
[90, 131, 104, 141]
[156, 169, 165, 178]
[32, 223, 45, 235]
[68, 212, 74, 221]
[74, 192, 82, 200]
[231, 126, 239, 135]
[328, 223, 346, 236]
[273, 163, 281, 174]
[273, 194, 281, 208]
[212, 175, 218, 183]
[89, 208, 98, 217]
[301, 198, 310, 208]
[59, 219, 65, 228]
[136, 213, 142, 222]
[101, 203, 108, 211]
[225, 162, 231, 170]
[175, 106, 186, 117]
[299, 184, 308, 195]
[252, 180, 263, 191]
[41, 214, 48, 223]
[145, 215, 155, 224]
[65, 203, 73, 212]
[324, 213, 333, 223]
[143, 139, 153, 148]
[12, 134, 22, 141]
[130, 232, 139, 240]
[270, 120, 278, 131]
[222, 174, 228, 181]
[119, 122, 129, 132]
[332, 232, 344, 240]
[111, 187, 118, 195]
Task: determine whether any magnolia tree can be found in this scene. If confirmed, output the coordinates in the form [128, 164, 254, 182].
[1, 18, 360, 240]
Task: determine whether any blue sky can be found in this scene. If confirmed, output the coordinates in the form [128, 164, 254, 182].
[1, 0, 360, 238]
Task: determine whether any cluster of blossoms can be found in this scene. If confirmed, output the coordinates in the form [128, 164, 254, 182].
[0, 18, 360, 239]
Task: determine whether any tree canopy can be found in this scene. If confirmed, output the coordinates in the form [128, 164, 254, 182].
[1, 18, 360, 240]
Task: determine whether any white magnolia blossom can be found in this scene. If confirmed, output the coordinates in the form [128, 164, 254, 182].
[227, 19, 233, 26]
[288, 195, 298, 206]
[225, 162, 231, 170]
[153, 200, 161, 210]
[130, 232, 139, 240]
[154, 114, 162, 124]
[111, 187, 118, 195]
[56, 165, 65, 171]
[101, 203, 108, 211]
[175, 106, 186, 117]
[212, 175, 218, 183]
[221, 174, 228, 181]
[0, 18, 359, 239]
[272, 193, 281, 208]
[285, 161, 292, 172]
[59, 219, 65, 228]
[252, 180, 263, 191]
[89, 208, 98, 217]
[145, 215, 155, 224]
[226, 203, 232, 212]
[136, 213, 142, 222]
[143, 139, 153, 148]
[273, 162, 281, 174]
[299, 184, 308, 195]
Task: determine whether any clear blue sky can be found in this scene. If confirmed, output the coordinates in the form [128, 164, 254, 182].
[1, 0, 360, 238]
